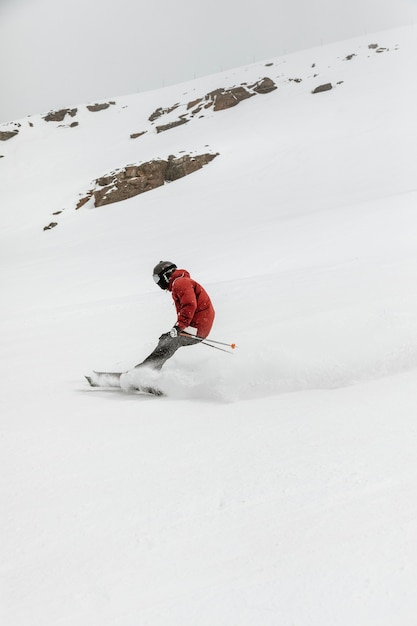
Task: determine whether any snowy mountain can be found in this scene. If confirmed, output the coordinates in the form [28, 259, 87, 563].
[2, 25, 417, 625]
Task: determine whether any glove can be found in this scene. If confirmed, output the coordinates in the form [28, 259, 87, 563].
[169, 325, 181, 338]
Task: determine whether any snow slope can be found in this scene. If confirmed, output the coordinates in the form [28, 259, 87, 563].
[2, 25, 417, 625]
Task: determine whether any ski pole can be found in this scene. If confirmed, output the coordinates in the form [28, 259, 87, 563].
[180, 331, 236, 350]
[198, 340, 234, 354]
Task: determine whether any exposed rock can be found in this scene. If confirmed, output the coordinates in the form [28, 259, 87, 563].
[95, 174, 114, 186]
[156, 118, 189, 133]
[44, 108, 77, 122]
[149, 77, 277, 133]
[249, 77, 277, 94]
[94, 160, 167, 207]
[191, 104, 205, 116]
[312, 83, 333, 94]
[75, 191, 93, 210]
[149, 104, 179, 122]
[186, 98, 203, 110]
[0, 130, 19, 141]
[43, 222, 58, 231]
[86, 103, 111, 112]
[210, 86, 254, 111]
[165, 153, 217, 181]
[344, 54, 356, 61]
[92, 153, 218, 207]
[69, 122, 79, 128]
[368, 43, 378, 49]
[130, 131, 147, 139]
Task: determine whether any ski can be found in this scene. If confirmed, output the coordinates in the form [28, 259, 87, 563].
[85, 371, 164, 396]
[86, 371, 121, 387]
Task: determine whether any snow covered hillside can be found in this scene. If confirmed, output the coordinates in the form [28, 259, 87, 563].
[2, 25, 417, 625]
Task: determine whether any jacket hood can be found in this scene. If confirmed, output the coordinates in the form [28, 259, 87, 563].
[168, 269, 190, 290]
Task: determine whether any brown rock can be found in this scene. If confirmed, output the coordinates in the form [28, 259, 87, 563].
[75, 191, 93, 210]
[156, 118, 188, 133]
[92, 153, 218, 207]
[149, 103, 179, 122]
[44, 108, 77, 122]
[150, 77, 276, 131]
[210, 86, 254, 111]
[86, 103, 111, 112]
[0, 130, 19, 141]
[165, 153, 218, 181]
[187, 98, 203, 110]
[43, 222, 58, 231]
[249, 77, 277, 94]
[312, 83, 333, 94]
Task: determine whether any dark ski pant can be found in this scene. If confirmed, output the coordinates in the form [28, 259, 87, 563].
[135, 332, 201, 371]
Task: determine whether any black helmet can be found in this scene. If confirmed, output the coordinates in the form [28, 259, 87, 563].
[153, 261, 177, 290]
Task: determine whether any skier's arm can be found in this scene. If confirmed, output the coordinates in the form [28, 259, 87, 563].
[173, 279, 197, 329]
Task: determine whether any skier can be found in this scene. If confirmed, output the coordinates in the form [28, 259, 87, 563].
[136, 261, 215, 371]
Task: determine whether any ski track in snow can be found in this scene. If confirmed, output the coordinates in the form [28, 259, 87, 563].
[118, 333, 417, 403]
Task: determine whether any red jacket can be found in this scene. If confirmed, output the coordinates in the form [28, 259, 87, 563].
[168, 269, 215, 338]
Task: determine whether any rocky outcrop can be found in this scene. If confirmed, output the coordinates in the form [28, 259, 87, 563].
[367, 43, 388, 53]
[312, 83, 333, 94]
[92, 153, 218, 207]
[206, 86, 254, 112]
[43, 221, 58, 231]
[130, 131, 147, 139]
[86, 102, 115, 112]
[192, 77, 277, 111]
[0, 130, 19, 141]
[156, 118, 189, 133]
[165, 153, 218, 181]
[149, 104, 180, 122]
[44, 108, 77, 122]
[250, 77, 277, 94]
[43, 101, 115, 122]
[75, 191, 94, 210]
[145, 77, 277, 136]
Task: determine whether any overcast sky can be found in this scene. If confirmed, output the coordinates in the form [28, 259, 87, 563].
[1, 0, 416, 123]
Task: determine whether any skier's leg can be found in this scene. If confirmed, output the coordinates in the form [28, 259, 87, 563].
[135, 333, 199, 371]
